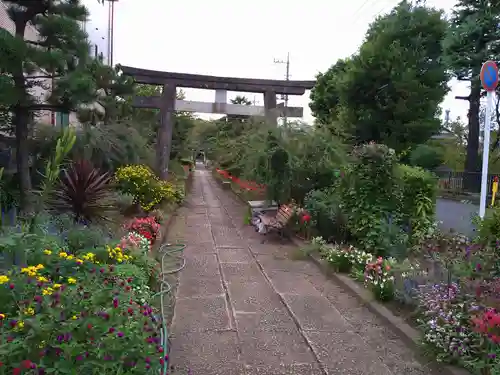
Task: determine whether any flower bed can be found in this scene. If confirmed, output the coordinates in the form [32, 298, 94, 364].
[0, 213, 171, 375]
[214, 168, 266, 200]
[309, 235, 500, 375]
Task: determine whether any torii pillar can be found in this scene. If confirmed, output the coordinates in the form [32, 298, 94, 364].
[157, 82, 177, 179]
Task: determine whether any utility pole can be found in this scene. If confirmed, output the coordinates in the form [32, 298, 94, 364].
[273, 52, 290, 127]
[106, 0, 119, 66]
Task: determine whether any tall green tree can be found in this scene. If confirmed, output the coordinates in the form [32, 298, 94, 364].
[0, 0, 97, 209]
[443, 0, 500, 184]
[310, 1, 449, 152]
[309, 59, 349, 126]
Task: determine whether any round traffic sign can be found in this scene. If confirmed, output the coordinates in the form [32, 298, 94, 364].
[480, 60, 499, 91]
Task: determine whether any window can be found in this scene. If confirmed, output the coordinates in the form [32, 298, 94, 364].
[55, 112, 70, 127]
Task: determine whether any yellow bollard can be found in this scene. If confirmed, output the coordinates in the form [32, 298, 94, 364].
[491, 176, 498, 207]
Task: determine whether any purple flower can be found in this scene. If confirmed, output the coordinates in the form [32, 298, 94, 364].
[117, 331, 124, 338]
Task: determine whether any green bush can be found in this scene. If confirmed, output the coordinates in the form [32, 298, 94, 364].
[304, 187, 350, 242]
[338, 143, 402, 256]
[396, 164, 436, 242]
[409, 144, 443, 170]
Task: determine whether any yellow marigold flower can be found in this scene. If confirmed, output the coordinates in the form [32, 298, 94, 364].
[21, 267, 38, 276]
[43, 250, 52, 255]
[67, 277, 76, 284]
[66, 255, 74, 260]
[59, 252, 68, 258]
[0, 275, 9, 284]
[75, 259, 83, 265]
[53, 283, 62, 289]
[42, 287, 54, 296]
[14, 320, 25, 331]
[0, 313, 6, 320]
[35, 264, 44, 270]
[71, 315, 78, 320]
[24, 307, 35, 316]
[37, 276, 49, 283]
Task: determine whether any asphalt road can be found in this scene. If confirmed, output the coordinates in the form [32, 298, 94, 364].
[436, 198, 477, 237]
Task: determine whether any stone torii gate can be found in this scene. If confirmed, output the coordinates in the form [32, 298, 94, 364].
[121, 66, 315, 179]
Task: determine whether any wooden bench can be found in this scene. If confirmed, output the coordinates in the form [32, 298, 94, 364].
[257, 203, 295, 242]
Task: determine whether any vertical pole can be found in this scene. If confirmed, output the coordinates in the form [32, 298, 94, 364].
[157, 82, 177, 179]
[479, 90, 494, 218]
[110, 0, 115, 67]
[284, 52, 290, 128]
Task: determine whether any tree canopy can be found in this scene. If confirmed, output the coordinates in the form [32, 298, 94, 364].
[310, 1, 449, 153]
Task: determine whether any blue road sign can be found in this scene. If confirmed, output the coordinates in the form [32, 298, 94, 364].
[481, 61, 499, 91]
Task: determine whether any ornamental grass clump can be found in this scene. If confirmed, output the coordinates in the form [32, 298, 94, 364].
[0, 249, 166, 374]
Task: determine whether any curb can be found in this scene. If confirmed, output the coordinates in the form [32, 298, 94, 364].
[290, 236, 471, 375]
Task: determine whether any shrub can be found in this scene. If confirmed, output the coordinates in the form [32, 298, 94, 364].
[0, 250, 165, 374]
[397, 164, 437, 242]
[50, 160, 115, 224]
[114, 165, 178, 211]
[304, 187, 350, 242]
[409, 144, 443, 170]
[338, 143, 402, 256]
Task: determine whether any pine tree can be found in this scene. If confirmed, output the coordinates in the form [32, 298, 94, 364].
[0, 0, 97, 209]
[443, 0, 500, 188]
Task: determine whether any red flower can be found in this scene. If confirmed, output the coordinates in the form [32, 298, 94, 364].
[13, 368, 21, 375]
[301, 214, 311, 223]
[21, 360, 33, 369]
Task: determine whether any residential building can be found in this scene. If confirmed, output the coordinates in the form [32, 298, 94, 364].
[0, 1, 105, 128]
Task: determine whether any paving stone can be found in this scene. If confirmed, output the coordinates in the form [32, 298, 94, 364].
[265, 270, 322, 296]
[221, 262, 263, 284]
[228, 281, 284, 313]
[235, 309, 296, 332]
[238, 327, 316, 367]
[244, 363, 324, 375]
[282, 294, 349, 332]
[172, 295, 231, 332]
[304, 330, 393, 375]
[218, 247, 253, 263]
[169, 331, 243, 375]
[182, 253, 220, 277]
[257, 254, 319, 276]
[176, 273, 224, 298]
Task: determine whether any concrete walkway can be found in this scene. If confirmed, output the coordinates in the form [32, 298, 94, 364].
[169, 165, 431, 375]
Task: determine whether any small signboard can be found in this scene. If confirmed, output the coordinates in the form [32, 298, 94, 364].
[480, 60, 499, 91]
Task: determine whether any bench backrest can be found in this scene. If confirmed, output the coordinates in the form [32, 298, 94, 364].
[276, 204, 295, 226]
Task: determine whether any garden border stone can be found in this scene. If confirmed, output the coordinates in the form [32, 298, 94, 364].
[289, 236, 472, 375]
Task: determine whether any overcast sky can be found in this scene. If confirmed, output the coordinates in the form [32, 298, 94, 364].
[82, 0, 468, 123]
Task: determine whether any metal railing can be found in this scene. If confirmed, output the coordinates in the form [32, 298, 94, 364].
[435, 171, 497, 196]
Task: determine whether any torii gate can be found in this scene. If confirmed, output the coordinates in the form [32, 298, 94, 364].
[121, 66, 315, 179]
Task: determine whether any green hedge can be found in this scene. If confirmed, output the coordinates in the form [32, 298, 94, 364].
[396, 164, 437, 240]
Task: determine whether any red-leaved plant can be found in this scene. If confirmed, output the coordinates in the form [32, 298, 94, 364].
[50, 160, 115, 223]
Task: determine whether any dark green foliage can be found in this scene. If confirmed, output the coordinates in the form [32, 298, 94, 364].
[409, 144, 444, 170]
[396, 164, 437, 241]
[304, 187, 350, 242]
[310, 1, 449, 152]
[337, 143, 402, 255]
